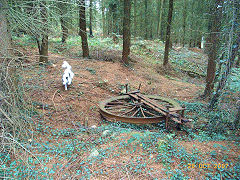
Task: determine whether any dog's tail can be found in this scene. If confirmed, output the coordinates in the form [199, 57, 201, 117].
[62, 61, 72, 69]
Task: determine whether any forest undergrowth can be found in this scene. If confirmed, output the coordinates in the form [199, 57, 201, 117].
[0, 35, 239, 179]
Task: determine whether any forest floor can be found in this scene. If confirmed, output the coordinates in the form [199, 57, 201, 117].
[7, 36, 240, 179]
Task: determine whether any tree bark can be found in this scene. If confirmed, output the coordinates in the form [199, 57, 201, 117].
[111, 3, 117, 34]
[79, 0, 89, 58]
[182, 0, 187, 47]
[39, 1, 48, 63]
[60, 17, 68, 43]
[39, 35, 48, 63]
[203, 0, 223, 98]
[89, 0, 93, 37]
[101, 0, 106, 37]
[156, 0, 161, 37]
[236, 51, 240, 67]
[0, 1, 13, 58]
[134, 0, 137, 37]
[157, 0, 164, 39]
[163, 0, 174, 66]
[0, 0, 17, 96]
[209, 32, 240, 109]
[122, 0, 131, 64]
[150, 16, 153, 39]
[196, 33, 201, 48]
[58, 0, 68, 44]
[108, 3, 118, 35]
[107, 5, 113, 35]
[140, 10, 144, 37]
[160, 0, 166, 41]
[149, 0, 153, 39]
[144, 0, 148, 39]
[188, 0, 194, 48]
[235, 100, 240, 129]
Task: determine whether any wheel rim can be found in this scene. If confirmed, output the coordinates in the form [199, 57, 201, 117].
[99, 95, 181, 124]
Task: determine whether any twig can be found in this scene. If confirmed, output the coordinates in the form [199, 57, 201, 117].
[51, 89, 59, 110]
[0, 96, 9, 101]
[0, 107, 14, 124]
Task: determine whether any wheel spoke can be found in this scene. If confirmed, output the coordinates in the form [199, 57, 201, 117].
[143, 109, 159, 117]
[120, 106, 137, 116]
[131, 108, 140, 117]
[140, 106, 146, 118]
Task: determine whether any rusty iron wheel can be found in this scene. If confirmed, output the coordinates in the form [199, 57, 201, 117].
[99, 95, 181, 124]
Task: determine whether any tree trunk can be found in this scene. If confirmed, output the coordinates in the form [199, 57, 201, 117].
[189, 0, 194, 48]
[163, 0, 174, 66]
[119, 15, 123, 35]
[0, 1, 13, 58]
[149, 0, 153, 39]
[39, 1, 48, 63]
[39, 35, 48, 63]
[122, 0, 131, 64]
[157, 0, 164, 39]
[89, 0, 93, 37]
[0, 1, 17, 96]
[235, 100, 240, 129]
[209, 32, 240, 109]
[107, 6, 113, 35]
[134, 0, 137, 37]
[140, 10, 144, 37]
[160, 0, 166, 41]
[101, 0, 106, 37]
[60, 17, 68, 43]
[79, 0, 89, 58]
[58, 0, 68, 44]
[203, 0, 223, 98]
[182, 0, 187, 47]
[144, 0, 148, 39]
[236, 51, 240, 68]
[156, 0, 161, 37]
[150, 14, 153, 39]
[112, 4, 117, 34]
[109, 3, 117, 34]
[197, 33, 201, 48]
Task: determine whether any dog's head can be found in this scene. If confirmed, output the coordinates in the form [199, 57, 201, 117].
[62, 61, 72, 69]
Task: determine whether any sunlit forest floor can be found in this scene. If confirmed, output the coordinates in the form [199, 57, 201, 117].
[6, 35, 239, 179]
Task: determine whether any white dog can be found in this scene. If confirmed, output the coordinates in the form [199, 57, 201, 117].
[62, 61, 74, 90]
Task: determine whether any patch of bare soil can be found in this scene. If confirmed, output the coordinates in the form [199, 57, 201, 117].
[19, 47, 223, 179]
[23, 48, 203, 130]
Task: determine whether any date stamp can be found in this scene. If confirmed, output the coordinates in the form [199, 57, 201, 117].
[188, 163, 229, 169]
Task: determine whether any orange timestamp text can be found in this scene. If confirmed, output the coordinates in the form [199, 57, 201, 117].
[188, 163, 229, 169]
